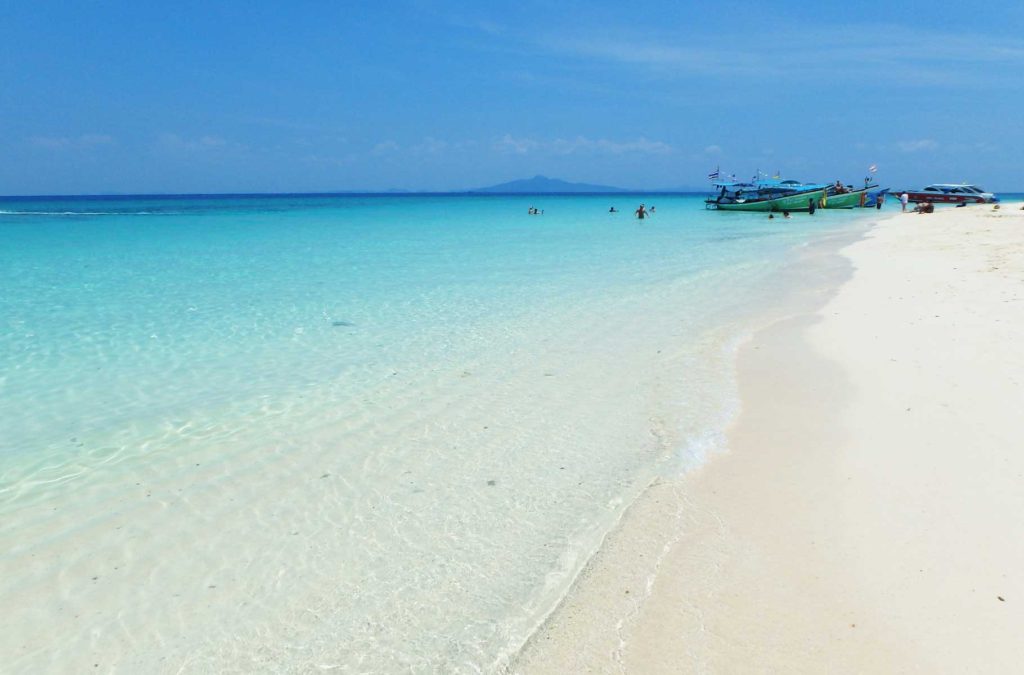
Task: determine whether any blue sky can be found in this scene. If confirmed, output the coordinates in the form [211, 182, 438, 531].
[2, 1, 1023, 194]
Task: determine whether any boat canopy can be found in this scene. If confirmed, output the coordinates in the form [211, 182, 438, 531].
[922, 184, 989, 194]
[711, 181, 757, 189]
[711, 178, 825, 191]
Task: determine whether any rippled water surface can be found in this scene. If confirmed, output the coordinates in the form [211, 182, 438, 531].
[0, 194, 875, 671]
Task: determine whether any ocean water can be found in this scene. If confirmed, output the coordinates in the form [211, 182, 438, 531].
[0, 194, 875, 672]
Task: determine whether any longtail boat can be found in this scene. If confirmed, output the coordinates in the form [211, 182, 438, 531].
[861, 188, 890, 208]
[822, 187, 872, 209]
[707, 187, 826, 212]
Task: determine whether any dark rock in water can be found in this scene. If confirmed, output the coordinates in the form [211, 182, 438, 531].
[332, 320, 355, 327]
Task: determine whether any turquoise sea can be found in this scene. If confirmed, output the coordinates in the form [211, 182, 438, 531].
[1, 194, 877, 672]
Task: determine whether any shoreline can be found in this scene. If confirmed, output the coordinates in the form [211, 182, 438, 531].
[509, 216, 871, 671]
[513, 203, 1024, 672]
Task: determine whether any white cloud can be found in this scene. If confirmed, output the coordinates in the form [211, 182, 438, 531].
[897, 139, 939, 153]
[411, 137, 448, 154]
[704, 145, 722, 155]
[29, 136, 70, 149]
[79, 134, 114, 146]
[472, 19, 503, 35]
[495, 134, 671, 156]
[538, 28, 1024, 86]
[552, 136, 672, 155]
[494, 134, 540, 155]
[238, 115, 328, 132]
[29, 133, 114, 150]
[442, 12, 505, 35]
[158, 133, 233, 152]
[371, 140, 400, 155]
[303, 153, 356, 167]
[546, 38, 780, 77]
[199, 136, 226, 148]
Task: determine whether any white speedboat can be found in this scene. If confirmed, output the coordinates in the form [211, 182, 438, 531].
[897, 184, 998, 204]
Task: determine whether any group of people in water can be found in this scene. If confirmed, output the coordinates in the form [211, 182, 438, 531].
[530, 204, 657, 218]
[607, 204, 655, 218]
[634, 204, 655, 219]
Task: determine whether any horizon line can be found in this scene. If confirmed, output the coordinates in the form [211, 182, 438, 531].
[0, 189, 713, 200]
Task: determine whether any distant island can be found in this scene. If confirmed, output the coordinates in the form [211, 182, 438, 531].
[470, 175, 630, 194]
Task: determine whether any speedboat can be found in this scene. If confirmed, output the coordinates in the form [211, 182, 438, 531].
[896, 184, 998, 204]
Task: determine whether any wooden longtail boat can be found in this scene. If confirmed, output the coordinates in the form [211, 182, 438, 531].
[822, 188, 870, 209]
[709, 188, 826, 212]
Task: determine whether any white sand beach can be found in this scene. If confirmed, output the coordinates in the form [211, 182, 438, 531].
[515, 203, 1024, 673]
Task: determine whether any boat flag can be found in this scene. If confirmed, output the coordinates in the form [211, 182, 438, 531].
[707, 166, 721, 180]
[868, 164, 878, 173]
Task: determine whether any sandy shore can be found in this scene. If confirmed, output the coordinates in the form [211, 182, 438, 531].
[515, 203, 1024, 673]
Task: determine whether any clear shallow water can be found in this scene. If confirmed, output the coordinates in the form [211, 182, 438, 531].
[1, 194, 875, 672]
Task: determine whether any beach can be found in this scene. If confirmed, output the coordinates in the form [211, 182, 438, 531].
[515, 203, 1024, 673]
[5, 1, 1022, 670]
[5, 196, 1021, 672]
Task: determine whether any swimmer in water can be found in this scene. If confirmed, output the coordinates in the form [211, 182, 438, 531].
[635, 204, 648, 219]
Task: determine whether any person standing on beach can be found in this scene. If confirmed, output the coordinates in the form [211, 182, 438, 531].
[877, 193, 885, 210]
[900, 192, 909, 212]
[808, 198, 816, 215]
[635, 204, 648, 220]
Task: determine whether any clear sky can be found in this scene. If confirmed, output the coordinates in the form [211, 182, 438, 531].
[3, 1, 1023, 195]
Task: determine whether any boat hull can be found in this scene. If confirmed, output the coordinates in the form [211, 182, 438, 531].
[900, 191, 994, 204]
[861, 188, 890, 208]
[822, 189, 869, 209]
[711, 189, 826, 212]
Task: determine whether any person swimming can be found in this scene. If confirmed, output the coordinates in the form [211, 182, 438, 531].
[635, 203, 648, 219]
[609, 206, 617, 213]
